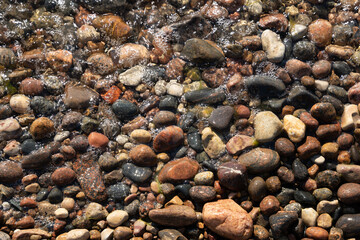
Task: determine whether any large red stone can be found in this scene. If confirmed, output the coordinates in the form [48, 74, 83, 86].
[158, 157, 200, 183]
[153, 126, 184, 152]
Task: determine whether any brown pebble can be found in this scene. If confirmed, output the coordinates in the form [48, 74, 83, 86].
[275, 138, 295, 157]
[301, 76, 315, 88]
[305, 227, 329, 240]
[21, 174, 38, 185]
[259, 195, 280, 216]
[297, 136, 321, 160]
[281, 105, 295, 118]
[266, 176, 281, 193]
[277, 166, 295, 184]
[234, 105, 251, 119]
[88, 132, 109, 148]
[300, 112, 319, 130]
[337, 133, 354, 149]
[19, 78, 44, 96]
[316, 123, 342, 141]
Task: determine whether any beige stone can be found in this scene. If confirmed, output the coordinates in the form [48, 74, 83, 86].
[341, 104, 359, 130]
[283, 115, 306, 143]
[254, 111, 283, 143]
[201, 127, 226, 158]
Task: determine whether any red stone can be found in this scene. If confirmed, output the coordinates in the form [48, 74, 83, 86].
[51, 167, 76, 186]
[88, 132, 109, 148]
[158, 157, 200, 183]
[153, 126, 184, 152]
[101, 85, 121, 104]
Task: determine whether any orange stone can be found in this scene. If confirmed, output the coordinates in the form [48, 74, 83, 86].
[46, 50, 73, 72]
[88, 132, 109, 148]
[305, 227, 329, 240]
[158, 157, 200, 183]
[101, 85, 121, 104]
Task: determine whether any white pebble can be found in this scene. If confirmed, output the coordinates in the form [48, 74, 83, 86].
[106, 210, 129, 228]
[166, 80, 183, 97]
[55, 208, 69, 219]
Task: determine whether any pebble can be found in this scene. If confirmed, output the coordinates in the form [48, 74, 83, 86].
[310, 102, 337, 123]
[337, 183, 360, 204]
[254, 111, 283, 143]
[316, 170, 341, 190]
[313, 188, 333, 201]
[107, 183, 130, 202]
[305, 227, 329, 240]
[283, 114, 306, 143]
[238, 148, 280, 174]
[113, 226, 132, 240]
[181, 38, 224, 64]
[86, 202, 108, 220]
[341, 104, 358, 130]
[119, 65, 145, 86]
[226, 134, 254, 155]
[158, 229, 187, 240]
[149, 205, 197, 227]
[208, 105, 234, 130]
[153, 125, 184, 152]
[12, 229, 51, 240]
[106, 210, 129, 228]
[19, 78, 44, 96]
[308, 19, 332, 47]
[88, 132, 109, 148]
[153, 111, 177, 127]
[275, 137, 295, 157]
[312, 60, 332, 79]
[100, 229, 114, 240]
[335, 214, 360, 237]
[122, 163, 152, 183]
[10, 94, 30, 113]
[201, 127, 226, 158]
[0, 161, 23, 183]
[194, 171, 214, 185]
[202, 199, 253, 240]
[286, 59, 312, 80]
[217, 162, 248, 191]
[51, 167, 76, 186]
[269, 211, 298, 238]
[55, 208, 69, 219]
[166, 80, 184, 97]
[158, 157, 199, 183]
[87, 53, 114, 75]
[259, 195, 280, 216]
[112, 99, 138, 120]
[64, 85, 99, 109]
[116, 43, 150, 68]
[61, 198, 75, 211]
[66, 229, 90, 240]
[298, 136, 321, 159]
[189, 186, 216, 202]
[302, 208, 319, 226]
[261, 29, 285, 63]
[184, 88, 226, 105]
[317, 213, 332, 229]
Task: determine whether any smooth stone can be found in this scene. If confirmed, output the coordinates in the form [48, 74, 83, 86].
[106, 210, 129, 228]
[293, 40, 316, 61]
[269, 211, 298, 237]
[21, 148, 51, 169]
[153, 111, 177, 127]
[12, 229, 51, 240]
[129, 144, 157, 166]
[112, 100, 138, 120]
[335, 214, 360, 237]
[30, 96, 57, 116]
[194, 171, 214, 185]
[86, 202, 108, 220]
[313, 188, 333, 201]
[226, 134, 255, 155]
[244, 75, 285, 99]
[158, 229, 187, 240]
[315, 80, 329, 92]
[0, 161, 23, 183]
[292, 159, 309, 180]
[316, 170, 341, 190]
[0, 118, 22, 141]
[261, 29, 285, 63]
[66, 229, 90, 240]
[166, 80, 184, 97]
[248, 176, 267, 202]
[254, 111, 283, 143]
[189, 186, 216, 202]
[48, 187, 63, 204]
[336, 164, 360, 183]
[158, 157, 200, 183]
[184, 88, 226, 105]
[187, 131, 203, 152]
[302, 208, 319, 227]
[153, 126, 184, 152]
[208, 106, 234, 130]
[55, 208, 69, 219]
[9, 94, 30, 113]
[238, 148, 280, 174]
[287, 86, 320, 108]
[305, 227, 329, 240]
[181, 38, 225, 64]
[98, 152, 120, 171]
[149, 205, 197, 227]
[122, 163, 152, 183]
[283, 115, 306, 143]
[310, 102, 337, 123]
[100, 228, 114, 240]
[130, 129, 152, 143]
[201, 127, 226, 158]
[275, 138, 295, 157]
[337, 183, 360, 204]
[63, 85, 99, 109]
[294, 190, 316, 206]
[0, 232, 10, 240]
[327, 85, 348, 104]
[51, 167, 76, 186]
[202, 199, 253, 240]
[317, 200, 339, 214]
[217, 162, 248, 191]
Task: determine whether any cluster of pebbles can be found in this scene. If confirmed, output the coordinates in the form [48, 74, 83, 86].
[2, 0, 360, 239]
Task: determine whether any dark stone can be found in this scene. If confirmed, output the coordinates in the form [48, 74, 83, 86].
[292, 159, 309, 181]
[189, 186, 216, 202]
[175, 184, 192, 198]
[107, 183, 130, 202]
[287, 86, 319, 108]
[184, 89, 226, 105]
[0, 104, 13, 120]
[69, 135, 89, 153]
[327, 85, 348, 103]
[122, 163, 152, 183]
[208, 106, 234, 130]
[332, 61, 351, 76]
[48, 187, 63, 204]
[336, 214, 360, 237]
[294, 190, 316, 206]
[30, 96, 57, 116]
[217, 162, 248, 191]
[248, 176, 267, 202]
[276, 188, 295, 206]
[292, 40, 316, 61]
[310, 102, 337, 123]
[269, 211, 298, 238]
[112, 100, 138, 120]
[244, 76, 286, 99]
[158, 229, 187, 240]
[187, 131, 203, 152]
[181, 38, 225, 64]
[321, 95, 344, 115]
[316, 170, 341, 190]
[178, 112, 196, 131]
[159, 95, 178, 111]
[139, 95, 159, 114]
[21, 139, 37, 155]
[36, 189, 49, 202]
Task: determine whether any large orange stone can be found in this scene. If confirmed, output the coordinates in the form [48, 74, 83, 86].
[158, 157, 199, 183]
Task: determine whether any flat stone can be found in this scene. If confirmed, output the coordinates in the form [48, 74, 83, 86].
[336, 164, 360, 183]
[181, 38, 225, 64]
[184, 88, 226, 105]
[12, 229, 51, 240]
[149, 205, 197, 227]
[208, 106, 234, 130]
[158, 157, 200, 183]
[226, 134, 255, 155]
[244, 75, 286, 99]
[336, 214, 360, 238]
[153, 126, 184, 152]
[122, 163, 152, 183]
[0, 161, 23, 183]
[283, 115, 306, 143]
[337, 183, 360, 204]
[64, 85, 99, 109]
